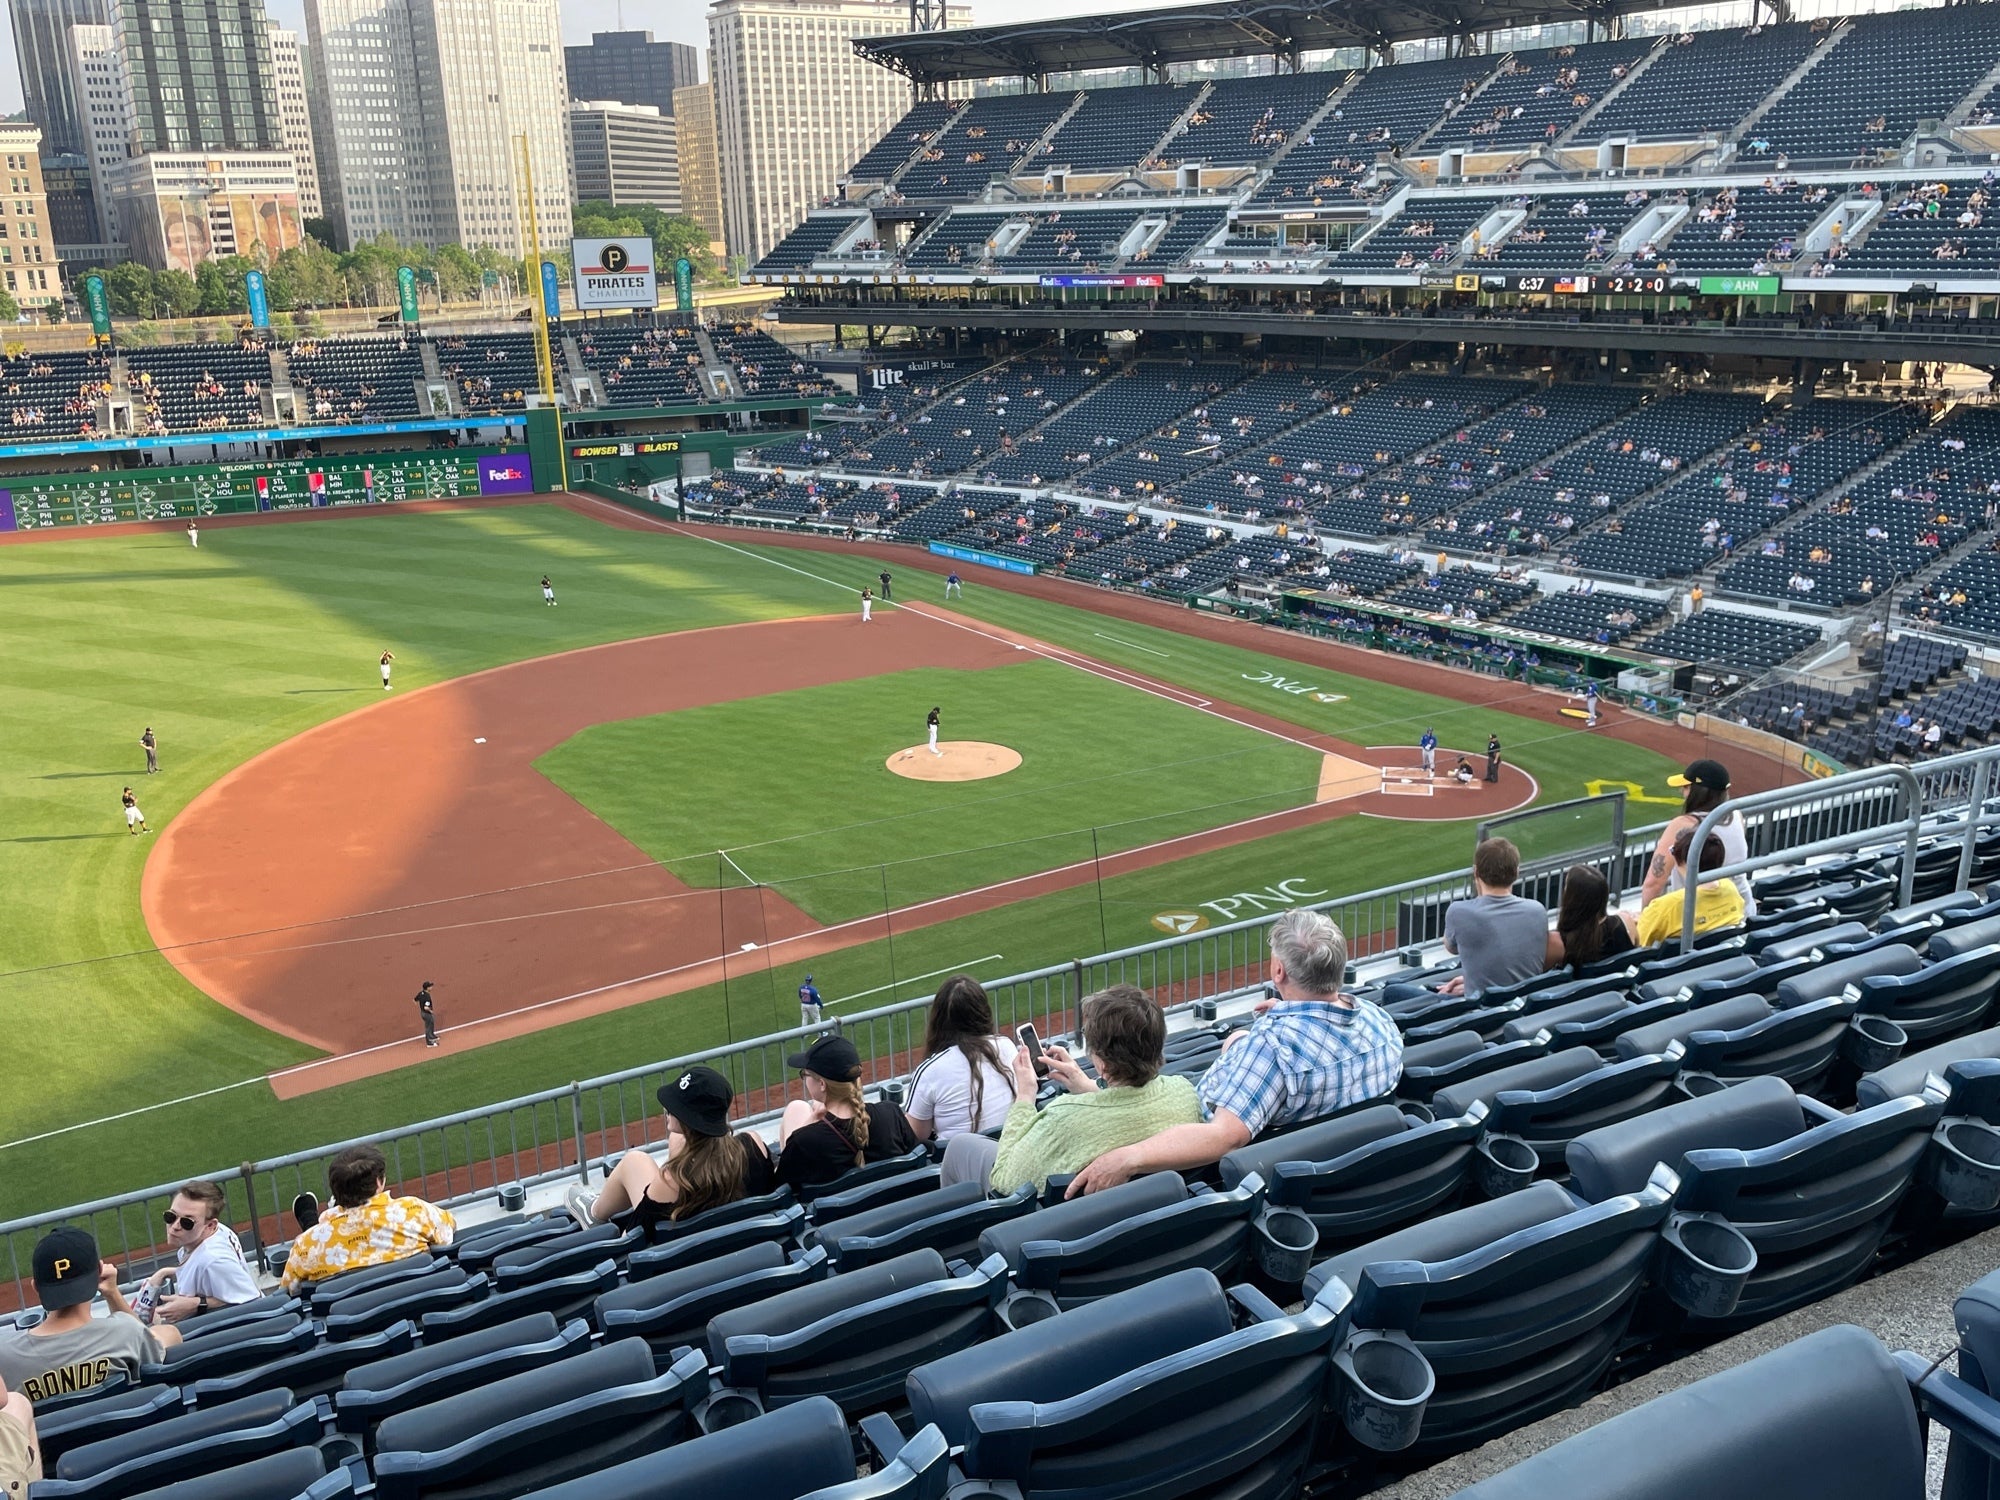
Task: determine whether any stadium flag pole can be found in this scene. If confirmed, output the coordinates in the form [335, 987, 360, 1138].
[515, 131, 568, 494]
[1091, 828, 1110, 952]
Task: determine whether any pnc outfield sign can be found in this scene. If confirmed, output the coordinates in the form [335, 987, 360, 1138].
[1241, 670, 1346, 705]
[1151, 877, 1331, 935]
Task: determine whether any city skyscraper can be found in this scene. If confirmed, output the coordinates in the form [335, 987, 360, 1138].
[671, 81, 723, 251]
[563, 31, 699, 115]
[305, 0, 570, 254]
[268, 30, 325, 222]
[64, 21, 127, 242]
[569, 101, 679, 212]
[109, 0, 284, 153]
[709, 0, 967, 262]
[8, 0, 107, 159]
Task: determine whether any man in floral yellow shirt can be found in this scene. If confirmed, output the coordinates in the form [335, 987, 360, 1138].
[280, 1143, 455, 1293]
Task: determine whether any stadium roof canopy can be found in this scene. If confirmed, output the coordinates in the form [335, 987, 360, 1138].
[855, 0, 1653, 82]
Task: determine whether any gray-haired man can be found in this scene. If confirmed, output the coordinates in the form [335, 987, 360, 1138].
[1065, 908, 1402, 1195]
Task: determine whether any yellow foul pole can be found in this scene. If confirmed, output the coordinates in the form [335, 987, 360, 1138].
[515, 131, 568, 492]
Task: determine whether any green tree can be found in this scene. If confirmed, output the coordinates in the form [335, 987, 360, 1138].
[433, 243, 480, 304]
[193, 261, 231, 316]
[0, 285, 21, 323]
[103, 262, 156, 319]
[153, 269, 199, 318]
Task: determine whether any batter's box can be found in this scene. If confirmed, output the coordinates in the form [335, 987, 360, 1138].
[1380, 767, 1435, 797]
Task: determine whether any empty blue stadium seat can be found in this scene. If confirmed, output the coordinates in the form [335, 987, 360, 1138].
[371, 1338, 709, 1500]
[34, 1386, 184, 1470]
[1858, 1025, 2000, 1107]
[973, 1173, 1266, 1308]
[121, 1448, 355, 1500]
[1307, 1178, 1671, 1448]
[596, 1242, 826, 1363]
[334, 1312, 592, 1436]
[38, 1388, 324, 1500]
[1445, 1325, 1928, 1499]
[418, 1259, 619, 1341]
[624, 1203, 804, 1278]
[186, 1319, 416, 1406]
[818, 1181, 1037, 1270]
[139, 1315, 315, 1384]
[1851, 946, 2000, 1048]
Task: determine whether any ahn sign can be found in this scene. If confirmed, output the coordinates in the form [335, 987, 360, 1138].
[573, 237, 659, 310]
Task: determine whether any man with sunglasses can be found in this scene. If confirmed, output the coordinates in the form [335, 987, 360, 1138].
[138, 1180, 261, 1324]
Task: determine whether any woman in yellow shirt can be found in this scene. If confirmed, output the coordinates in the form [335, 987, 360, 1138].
[1637, 828, 1745, 948]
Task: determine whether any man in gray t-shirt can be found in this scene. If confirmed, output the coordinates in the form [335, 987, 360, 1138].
[1443, 838, 1553, 998]
[0, 1227, 174, 1404]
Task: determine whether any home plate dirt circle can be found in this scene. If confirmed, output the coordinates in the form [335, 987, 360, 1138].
[887, 741, 1024, 782]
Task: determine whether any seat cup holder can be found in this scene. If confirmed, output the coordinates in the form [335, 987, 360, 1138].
[1472, 1133, 1537, 1198]
[1841, 1015, 1908, 1073]
[1662, 1211, 1757, 1319]
[1398, 1100, 1436, 1125]
[1925, 1117, 2000, 1211]
[693, 1390, 765, 1433]
[1251, 1207, 1319, 1284]
[1333, 1330, 1435, 1452]
[997, 1288, 1062, 1330]
[496, 1184, 526, 1212]
[1675, 1070, 1729, 1100]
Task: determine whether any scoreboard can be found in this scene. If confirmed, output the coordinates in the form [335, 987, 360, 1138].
[2, 451, 520, 531]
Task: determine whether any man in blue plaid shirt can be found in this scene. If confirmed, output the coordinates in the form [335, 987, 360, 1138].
[1067, 908, 1402, 1195]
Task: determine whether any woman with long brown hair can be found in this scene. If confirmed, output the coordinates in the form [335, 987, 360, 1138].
[571, 1066, 773, 1230]
[1553, 864, 1637, 971]
[904, 974, 1016, 1141]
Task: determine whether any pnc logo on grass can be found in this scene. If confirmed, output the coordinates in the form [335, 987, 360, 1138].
[1241, 671, 1346, 705]
[1151, 911, 1211, 935]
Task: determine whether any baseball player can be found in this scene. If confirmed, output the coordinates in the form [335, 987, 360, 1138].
[186, 520, 198, 548]
[1586, 682, 1600, 727]
[541, 575, 557, 606]
[140, 727, 159, 775]
[927, 706, 942, 757]
[945, 571, 962, 599]
[879, 569, 893, 601]
[121, 786, 148, 835]
[798, 974, 823, 1028]
[414, 981, 438, 1046]
[1419, 728, 1437, 776]
[860, 587, 873, 623]
[379, 649, 396, 690]
[1485, 733, 1503, 784]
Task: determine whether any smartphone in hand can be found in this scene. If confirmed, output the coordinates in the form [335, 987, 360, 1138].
[1015, 1022, 1050, 1077]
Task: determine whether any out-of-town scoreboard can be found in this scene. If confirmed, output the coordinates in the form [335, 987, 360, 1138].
[1, 449, 536, 530]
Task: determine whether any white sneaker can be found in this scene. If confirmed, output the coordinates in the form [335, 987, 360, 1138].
[563, 1182, 598, 1229]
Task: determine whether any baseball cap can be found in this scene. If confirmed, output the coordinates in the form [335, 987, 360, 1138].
[786, 1034, 862, 1082]
[657, 1066, 733, 1138]
[33, 1226, 101, 1310]
[1668, 759, 1731, 791]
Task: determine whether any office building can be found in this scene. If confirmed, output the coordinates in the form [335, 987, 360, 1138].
[564, 30, 699, 114]
[0, 126, 65, 311]
[65, 21, 130, 242]
[269, 30, 325, 222]
[304, 0, 570, 255]
[569, 101, 678, 211]
[8, 0, 106, 159]
[109, 0, 284, 153]
[40, 153, 97, 244]
[672, 81, 724, 251]
[709, 0, 967, 262]
[106, 152, 304, 274]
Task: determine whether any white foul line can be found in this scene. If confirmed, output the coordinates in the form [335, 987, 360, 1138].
[1094, 631, 1173, 658]
[831, 955, 1004, 1008]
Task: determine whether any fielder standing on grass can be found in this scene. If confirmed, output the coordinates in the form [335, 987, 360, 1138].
[798, 974, 823, 1028]
[1419, 728, 1437, 776]
[414, 980, 438, 1047]
[379, 649, 395, 690]
[121, 786, 148, 835]
[927, 706, 943, 756]
[541, 575, 557, 606]
[945, 571, 962, 599]
[187, 520, 198, 548]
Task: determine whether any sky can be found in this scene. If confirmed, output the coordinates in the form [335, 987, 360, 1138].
[0, 0, 1121, 115]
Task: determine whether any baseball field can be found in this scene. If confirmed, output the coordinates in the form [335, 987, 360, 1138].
[0, 494, 1749, 1216]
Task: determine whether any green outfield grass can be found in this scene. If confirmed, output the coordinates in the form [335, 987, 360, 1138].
[0, 505, 1688, 1215]
[537, 660, 1328, 923]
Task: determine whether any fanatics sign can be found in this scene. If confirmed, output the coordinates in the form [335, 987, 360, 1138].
[573, 237, 660, 310]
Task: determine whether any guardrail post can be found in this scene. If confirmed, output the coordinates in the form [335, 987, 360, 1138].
[236, 1160, 267, 1271]
[570, 1083, 589, 1184]
[1957, 757, 1995, 896]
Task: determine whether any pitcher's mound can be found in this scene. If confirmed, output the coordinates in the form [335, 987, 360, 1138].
[888, 741, 1023, 782]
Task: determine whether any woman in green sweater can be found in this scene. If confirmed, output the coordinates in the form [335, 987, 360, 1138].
[986, 984, 1204, 1195]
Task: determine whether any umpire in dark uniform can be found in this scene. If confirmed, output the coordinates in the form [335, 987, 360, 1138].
[1485, 734, 1502, 784]
[879, 569, 893, 600]
[414, 981, 438, 1047]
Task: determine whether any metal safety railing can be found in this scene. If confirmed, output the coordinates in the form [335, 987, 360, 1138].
[12, 749, 1997, 1309]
